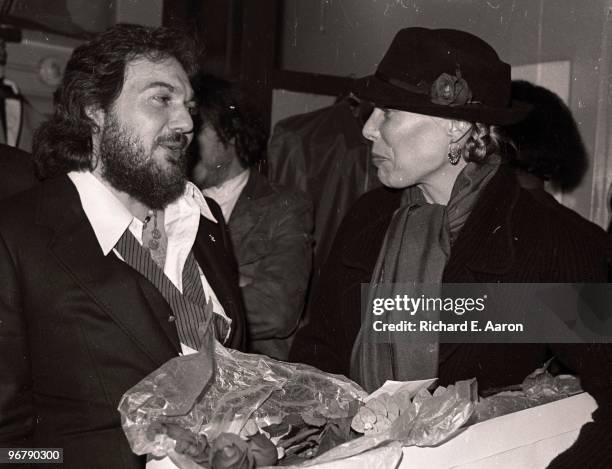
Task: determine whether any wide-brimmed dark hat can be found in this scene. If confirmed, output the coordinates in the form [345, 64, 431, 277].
[353, 27, 531, 125]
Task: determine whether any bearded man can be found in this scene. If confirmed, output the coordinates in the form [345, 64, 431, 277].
[0, 24, 246, 469]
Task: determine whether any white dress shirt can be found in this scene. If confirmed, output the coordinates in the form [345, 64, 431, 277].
[68, 171, 231, 351]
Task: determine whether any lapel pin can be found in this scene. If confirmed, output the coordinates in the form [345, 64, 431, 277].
[209, 234, 216, 243]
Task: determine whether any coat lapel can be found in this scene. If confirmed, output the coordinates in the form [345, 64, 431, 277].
[444, 165, 519, 280]
[440, 165, 520, 363]
[229, 200, 258, 248]
[229, 171, 272, 243]
[38, 177, 180, 365]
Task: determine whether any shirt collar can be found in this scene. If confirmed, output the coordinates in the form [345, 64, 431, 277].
[68, 171, 218, 256]
[184, 180, 218, 224]
[201, 168, 250, 221]
[203, 168, 250, 197]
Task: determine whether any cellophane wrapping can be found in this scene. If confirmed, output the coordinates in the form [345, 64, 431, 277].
[118, 341, 367, 460]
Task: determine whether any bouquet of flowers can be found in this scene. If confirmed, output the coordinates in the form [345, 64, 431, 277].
[118, 342, 480, 468]
[118, 341, 366, 468]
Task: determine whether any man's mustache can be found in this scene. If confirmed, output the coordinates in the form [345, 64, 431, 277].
[156, 133, 189, 149]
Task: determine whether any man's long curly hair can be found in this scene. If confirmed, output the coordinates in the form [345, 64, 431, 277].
[190, 73, 267, 170]
[33, 23, 197, 179]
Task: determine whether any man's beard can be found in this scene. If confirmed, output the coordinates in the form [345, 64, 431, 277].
[99, 115, 189, 210]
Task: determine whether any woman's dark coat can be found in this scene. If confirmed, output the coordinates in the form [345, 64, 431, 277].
[291, 164, 612, 467]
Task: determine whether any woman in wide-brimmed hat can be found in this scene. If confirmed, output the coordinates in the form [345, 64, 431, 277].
[290, 27, 611, 466]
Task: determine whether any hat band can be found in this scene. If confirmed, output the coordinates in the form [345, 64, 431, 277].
[375, 71, 430, 96]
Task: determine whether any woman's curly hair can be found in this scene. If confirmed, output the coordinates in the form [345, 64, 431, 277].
[462, 122, 515, 163]
[190, 73, 267, 169]
[33, 23, 198, 180]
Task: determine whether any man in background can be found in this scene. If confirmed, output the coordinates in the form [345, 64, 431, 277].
[191, 74, 313, 360]
[0, 24, 245, 469]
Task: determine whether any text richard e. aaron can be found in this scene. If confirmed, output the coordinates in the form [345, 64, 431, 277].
[370, 294, 524, 333]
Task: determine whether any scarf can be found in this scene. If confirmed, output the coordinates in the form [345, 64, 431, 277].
[350, 159, 500, 392]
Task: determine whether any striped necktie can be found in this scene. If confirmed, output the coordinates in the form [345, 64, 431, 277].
[115, 229, 227, 350]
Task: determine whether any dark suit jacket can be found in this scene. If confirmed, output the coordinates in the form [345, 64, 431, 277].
[229, 170, 313, 360]
[0, 175, 246, 469]
[0, 143, 38, 199]
[290, 164, 612, 467]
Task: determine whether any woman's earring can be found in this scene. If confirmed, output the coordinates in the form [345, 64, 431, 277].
[447, 145, 462, 165]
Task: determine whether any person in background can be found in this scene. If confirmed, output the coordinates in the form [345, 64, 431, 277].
[267, 95, 379, 277]
[505, 80, 612, 284]
[290, 27, 611, 467]
[0, 24, 246, 469]
[190, 74, 313, 360]
[506, 79, 588, 192]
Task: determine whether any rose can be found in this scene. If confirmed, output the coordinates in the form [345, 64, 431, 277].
[211, 433, 255, 469]
[170, 426, 210, 466]
[247, 433, 278, 467]
[430, 71, 472, 106]
[147, 422, 210, 465]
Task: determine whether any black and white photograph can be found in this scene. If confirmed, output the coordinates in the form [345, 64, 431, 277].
[0, 1, 611, 468]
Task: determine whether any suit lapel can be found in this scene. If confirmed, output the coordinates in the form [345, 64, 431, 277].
[38, 177, 180, 364]
[193, 211, 245, 350]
